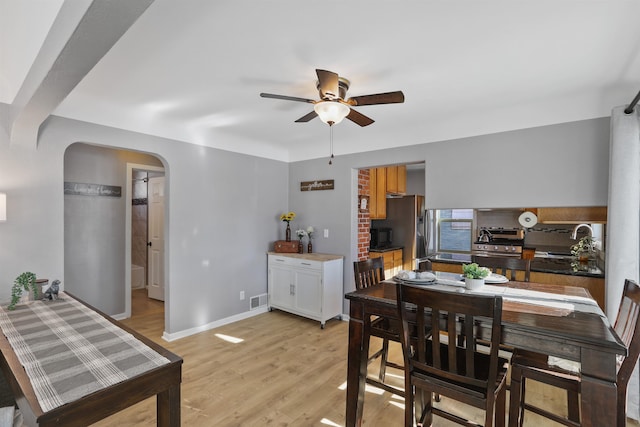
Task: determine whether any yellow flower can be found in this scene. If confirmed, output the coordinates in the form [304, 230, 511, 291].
[280, 211, 296, 222]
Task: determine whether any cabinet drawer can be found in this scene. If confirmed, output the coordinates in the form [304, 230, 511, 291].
[291, 259, 322, 270]
[269, 255, 322, 270]
[269, 255, 296, 266]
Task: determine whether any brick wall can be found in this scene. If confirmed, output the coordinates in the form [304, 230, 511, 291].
[357, 169, 371, 261]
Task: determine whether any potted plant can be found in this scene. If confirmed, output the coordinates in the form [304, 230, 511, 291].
[462, 263, 491, 290]
[9, 271, 38, 310]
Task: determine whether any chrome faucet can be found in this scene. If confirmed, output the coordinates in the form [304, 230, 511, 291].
[571, 223, 593, 240]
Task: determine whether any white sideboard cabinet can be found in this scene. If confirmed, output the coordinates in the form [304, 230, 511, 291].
[267, 252, 344, 328]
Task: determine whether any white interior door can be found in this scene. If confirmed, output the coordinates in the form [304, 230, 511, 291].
[147, 176, 165, 301]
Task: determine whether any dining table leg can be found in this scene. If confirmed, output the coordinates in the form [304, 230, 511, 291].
[157, 383, 181, 427]
[346, 300, 368, 427]
[579, 348, 619, 427]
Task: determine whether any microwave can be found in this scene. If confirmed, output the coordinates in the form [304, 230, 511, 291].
[370, 227, 393, 249]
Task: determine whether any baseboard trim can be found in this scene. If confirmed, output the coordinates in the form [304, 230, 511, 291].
[162, 306, 269, 342]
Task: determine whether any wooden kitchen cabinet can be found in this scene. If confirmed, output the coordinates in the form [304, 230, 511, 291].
[529, 271, 605, 310]
[267, 253, 344, 328]
[431, 261, 463, 275]
[386, 165, 407, 195]
[369, 166, 407, 220]
[370, 249, 404, 277]
[526, 207, 607, 224]
[369, 167, 387, 219]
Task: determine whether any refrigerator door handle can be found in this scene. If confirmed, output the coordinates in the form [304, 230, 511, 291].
[424, 209, 430, 255]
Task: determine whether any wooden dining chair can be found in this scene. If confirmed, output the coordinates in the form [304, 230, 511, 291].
[508, 278, 640, 427]
[396, 283, 509, 427]
[472, 255, 531, 282]
[353, 258, 404, 396]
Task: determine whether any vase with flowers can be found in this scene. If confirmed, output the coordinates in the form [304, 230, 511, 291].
[280, 211, 296, 241]
[571, 236, 596, 262]
[306, 226, 315, 253]
[295, 229, 307, 253]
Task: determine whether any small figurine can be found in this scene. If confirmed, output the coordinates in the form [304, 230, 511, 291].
[43, 279, 60, 300]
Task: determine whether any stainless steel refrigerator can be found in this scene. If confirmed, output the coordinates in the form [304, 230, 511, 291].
[374, 195, 428, 270]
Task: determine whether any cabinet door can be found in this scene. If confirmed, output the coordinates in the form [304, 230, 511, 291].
[537, 207, 607, 224]
[393, 249, 404, 275]
[397, 165, 407, 194]
[431, 262, 463, 274]
[269, 264, 293, 308]
[374, 168, 387, 219]
[293, 268, 322, 316]
[387, 166, 398, 193]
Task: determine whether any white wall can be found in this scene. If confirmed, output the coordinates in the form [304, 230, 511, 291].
[0, 111, 288, 336]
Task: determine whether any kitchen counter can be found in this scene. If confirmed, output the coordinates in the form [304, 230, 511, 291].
[369, 246, 404, 253]
[428, 253, 604, 278]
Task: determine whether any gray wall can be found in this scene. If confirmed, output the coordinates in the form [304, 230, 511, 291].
[0, 106, 610, 336]
[406, 167, 426, 196]
[288, 117, 610, 304]
[64, 143, 162, 314]
[0, 110, 288, 336]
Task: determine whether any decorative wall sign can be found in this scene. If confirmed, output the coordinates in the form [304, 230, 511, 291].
[300, 179, 335, 191]
[64, 182, 122, 197]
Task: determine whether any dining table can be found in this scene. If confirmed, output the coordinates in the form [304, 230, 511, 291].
[344, 272, 627, 427]
[0, 292, 182, 426]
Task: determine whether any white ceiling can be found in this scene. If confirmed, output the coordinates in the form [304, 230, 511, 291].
[2, 0, 640, 162]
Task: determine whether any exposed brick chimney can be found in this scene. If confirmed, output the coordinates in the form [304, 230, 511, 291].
[357, 169, 371, 261]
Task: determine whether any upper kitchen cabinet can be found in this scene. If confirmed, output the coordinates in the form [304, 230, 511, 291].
[370, 167, 387, 219]
[526, 207, 607, 224]
[386, 165, 407, 195]
[369, 166, 407, 220]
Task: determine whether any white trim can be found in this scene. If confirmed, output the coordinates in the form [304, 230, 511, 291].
[125, 163, 165, 320]
[111, 312, 127, 321]
[160, 308, 349, 342]
[161, 307, 269, 342]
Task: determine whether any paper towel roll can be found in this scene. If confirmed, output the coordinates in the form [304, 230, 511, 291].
[518, 211, 538, 228]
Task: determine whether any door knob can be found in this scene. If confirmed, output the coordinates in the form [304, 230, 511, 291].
[147, 242, 152, 247]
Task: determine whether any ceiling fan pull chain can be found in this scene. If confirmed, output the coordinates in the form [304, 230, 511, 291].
[329, 124, 334, 165]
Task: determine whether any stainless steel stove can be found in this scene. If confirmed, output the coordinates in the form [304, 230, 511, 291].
[471, 227, 525, 258]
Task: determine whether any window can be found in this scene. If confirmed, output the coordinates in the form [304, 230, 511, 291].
[437, 209, 473, 253]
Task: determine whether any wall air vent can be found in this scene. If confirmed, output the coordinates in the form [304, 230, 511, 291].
[250, 293, 268, 310]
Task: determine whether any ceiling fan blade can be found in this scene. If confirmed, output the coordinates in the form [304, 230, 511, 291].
[295, 110, 318, 123]
[260, 93, 315, 103]
[346, 108, 375, 127]
[346, 91, 405, 106]
[316, 69, 340, 99]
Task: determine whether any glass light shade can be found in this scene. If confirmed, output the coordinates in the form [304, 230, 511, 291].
[0, 193, 5, 221]
[314, 101, 350, 125]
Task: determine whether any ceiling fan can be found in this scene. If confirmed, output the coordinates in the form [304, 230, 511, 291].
[260, 69, 405, 127]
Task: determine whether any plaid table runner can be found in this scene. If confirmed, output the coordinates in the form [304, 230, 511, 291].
[405, 278, 603, 316]
[0, 293, 170, 412]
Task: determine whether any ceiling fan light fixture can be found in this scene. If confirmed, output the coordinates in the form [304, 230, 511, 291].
[314, 101, 350, 125]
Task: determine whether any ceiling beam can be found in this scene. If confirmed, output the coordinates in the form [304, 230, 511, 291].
[9, 0, 155, 149]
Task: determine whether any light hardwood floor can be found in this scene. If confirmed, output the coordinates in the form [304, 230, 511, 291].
[91, 289, 639, 426]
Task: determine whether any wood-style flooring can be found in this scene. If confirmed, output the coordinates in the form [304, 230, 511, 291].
[91, 289, 640, 426]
